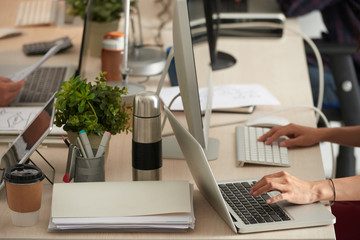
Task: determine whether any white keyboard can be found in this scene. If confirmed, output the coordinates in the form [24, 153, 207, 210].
[235, 126, 290, 167]
[15, 0, 57, 26]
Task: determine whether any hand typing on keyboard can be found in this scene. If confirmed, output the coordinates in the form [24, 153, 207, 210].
[0, 76, 25, 106]
[257, 124, 321, 148]
[249, 171, 333, 205]
[252, 123, 360, 204]
[236, 126, 290, 167]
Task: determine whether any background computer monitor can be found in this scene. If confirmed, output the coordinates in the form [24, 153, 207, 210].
[74, 0, 92, 78]
[201, 0, 236, 70]
[163, 0, 219, 160]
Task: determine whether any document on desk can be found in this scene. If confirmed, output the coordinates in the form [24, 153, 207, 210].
[49, 181, 195, 231]
[0, 107, 65, 135]
[160, 84, 280, 111]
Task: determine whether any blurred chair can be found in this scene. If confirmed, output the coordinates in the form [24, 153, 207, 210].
[305, 38, 360, 177]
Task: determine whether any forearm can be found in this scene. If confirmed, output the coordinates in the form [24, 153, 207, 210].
[332, 176, 360, 201]
[311, 176, 360, 202]
[317, 126, 360, 147]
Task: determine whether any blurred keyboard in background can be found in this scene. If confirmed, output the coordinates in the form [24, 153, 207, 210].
[15, 0, 57, 26]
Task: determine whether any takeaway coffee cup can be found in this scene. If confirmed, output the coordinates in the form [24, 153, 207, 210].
[4, 164, 45, 226]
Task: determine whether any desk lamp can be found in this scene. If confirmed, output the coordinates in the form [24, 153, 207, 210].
[106, 0, 145, 101]
[127, 0, 167, 77]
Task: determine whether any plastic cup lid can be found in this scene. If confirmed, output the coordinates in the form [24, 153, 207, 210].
[4, 164, 44, 184]
[103, 31, 124, 39]
[102, 31, 124, 50]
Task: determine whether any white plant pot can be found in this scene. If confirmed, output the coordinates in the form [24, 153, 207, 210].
[87, 20, 119, 57]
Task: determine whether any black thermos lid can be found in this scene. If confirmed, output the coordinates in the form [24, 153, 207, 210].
[4, 164, 45, 184]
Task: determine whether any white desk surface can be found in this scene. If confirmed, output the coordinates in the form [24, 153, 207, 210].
[0, 1, 334, 239]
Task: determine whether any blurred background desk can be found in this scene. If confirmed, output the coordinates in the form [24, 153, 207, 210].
[0, 0, 334, 239]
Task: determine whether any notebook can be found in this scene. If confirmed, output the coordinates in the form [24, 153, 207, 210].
[164, 106, 335, 234]
[1, 0, 93, 106]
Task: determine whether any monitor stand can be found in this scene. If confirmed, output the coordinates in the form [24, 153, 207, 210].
[162, 136, 219, 161]
[212, 51, 236, 71]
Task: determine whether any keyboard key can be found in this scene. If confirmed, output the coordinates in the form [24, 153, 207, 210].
[256, 128, 265, 162]
[249, 127, 258, 161]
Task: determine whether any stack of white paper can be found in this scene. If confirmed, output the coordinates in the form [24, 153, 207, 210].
[48, 181, 195, 231]
[159, 84, 280, 111]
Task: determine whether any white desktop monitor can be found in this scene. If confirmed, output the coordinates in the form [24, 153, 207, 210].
[163, 0, 219, 160]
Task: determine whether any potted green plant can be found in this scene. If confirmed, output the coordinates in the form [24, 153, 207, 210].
[54, 72, 132, 153]
[66, 0, 123, 23]
[66, 0, 126, 57]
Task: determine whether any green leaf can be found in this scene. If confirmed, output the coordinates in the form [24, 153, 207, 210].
[78, 100, 85, 113]
[88, 93, 95, 100]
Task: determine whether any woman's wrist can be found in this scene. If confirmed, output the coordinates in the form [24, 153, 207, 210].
[316, 127, 332, 143]
[311, 180, 334, 202]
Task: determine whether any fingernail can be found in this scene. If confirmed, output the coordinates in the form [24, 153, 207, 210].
[266, 199, 272, 204]
[279, 142, 286, 147]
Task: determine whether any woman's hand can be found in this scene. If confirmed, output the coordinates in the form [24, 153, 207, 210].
[257, 123, 321, 147]
[0, 77, 25, 106]
[250, 171, 332, 204]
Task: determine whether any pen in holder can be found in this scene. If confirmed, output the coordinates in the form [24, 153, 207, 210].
[74, 149, 105, 182]
[64, 144, 77, 182]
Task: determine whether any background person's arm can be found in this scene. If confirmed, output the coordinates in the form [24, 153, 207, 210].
[0, 77, 25, 106]
[317, 126, 360, 147]
[258, 124, 360, 148]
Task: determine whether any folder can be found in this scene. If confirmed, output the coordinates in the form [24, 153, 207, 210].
[48, 181, 195, 231]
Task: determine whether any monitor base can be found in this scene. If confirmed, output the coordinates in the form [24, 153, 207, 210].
[212, 51, 237, 71]
[162, 136, 219, 161]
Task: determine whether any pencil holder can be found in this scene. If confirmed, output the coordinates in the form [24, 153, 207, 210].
[74, 149, 105, 182]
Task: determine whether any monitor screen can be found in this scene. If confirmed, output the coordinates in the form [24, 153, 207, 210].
[75, 0, 93, 78]
[0, 95, 55, 190]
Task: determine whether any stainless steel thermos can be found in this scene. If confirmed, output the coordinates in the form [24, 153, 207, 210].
[132, 91, 162, 181]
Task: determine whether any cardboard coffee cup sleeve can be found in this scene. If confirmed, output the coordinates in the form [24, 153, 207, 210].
[6, 181, 43, 213]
